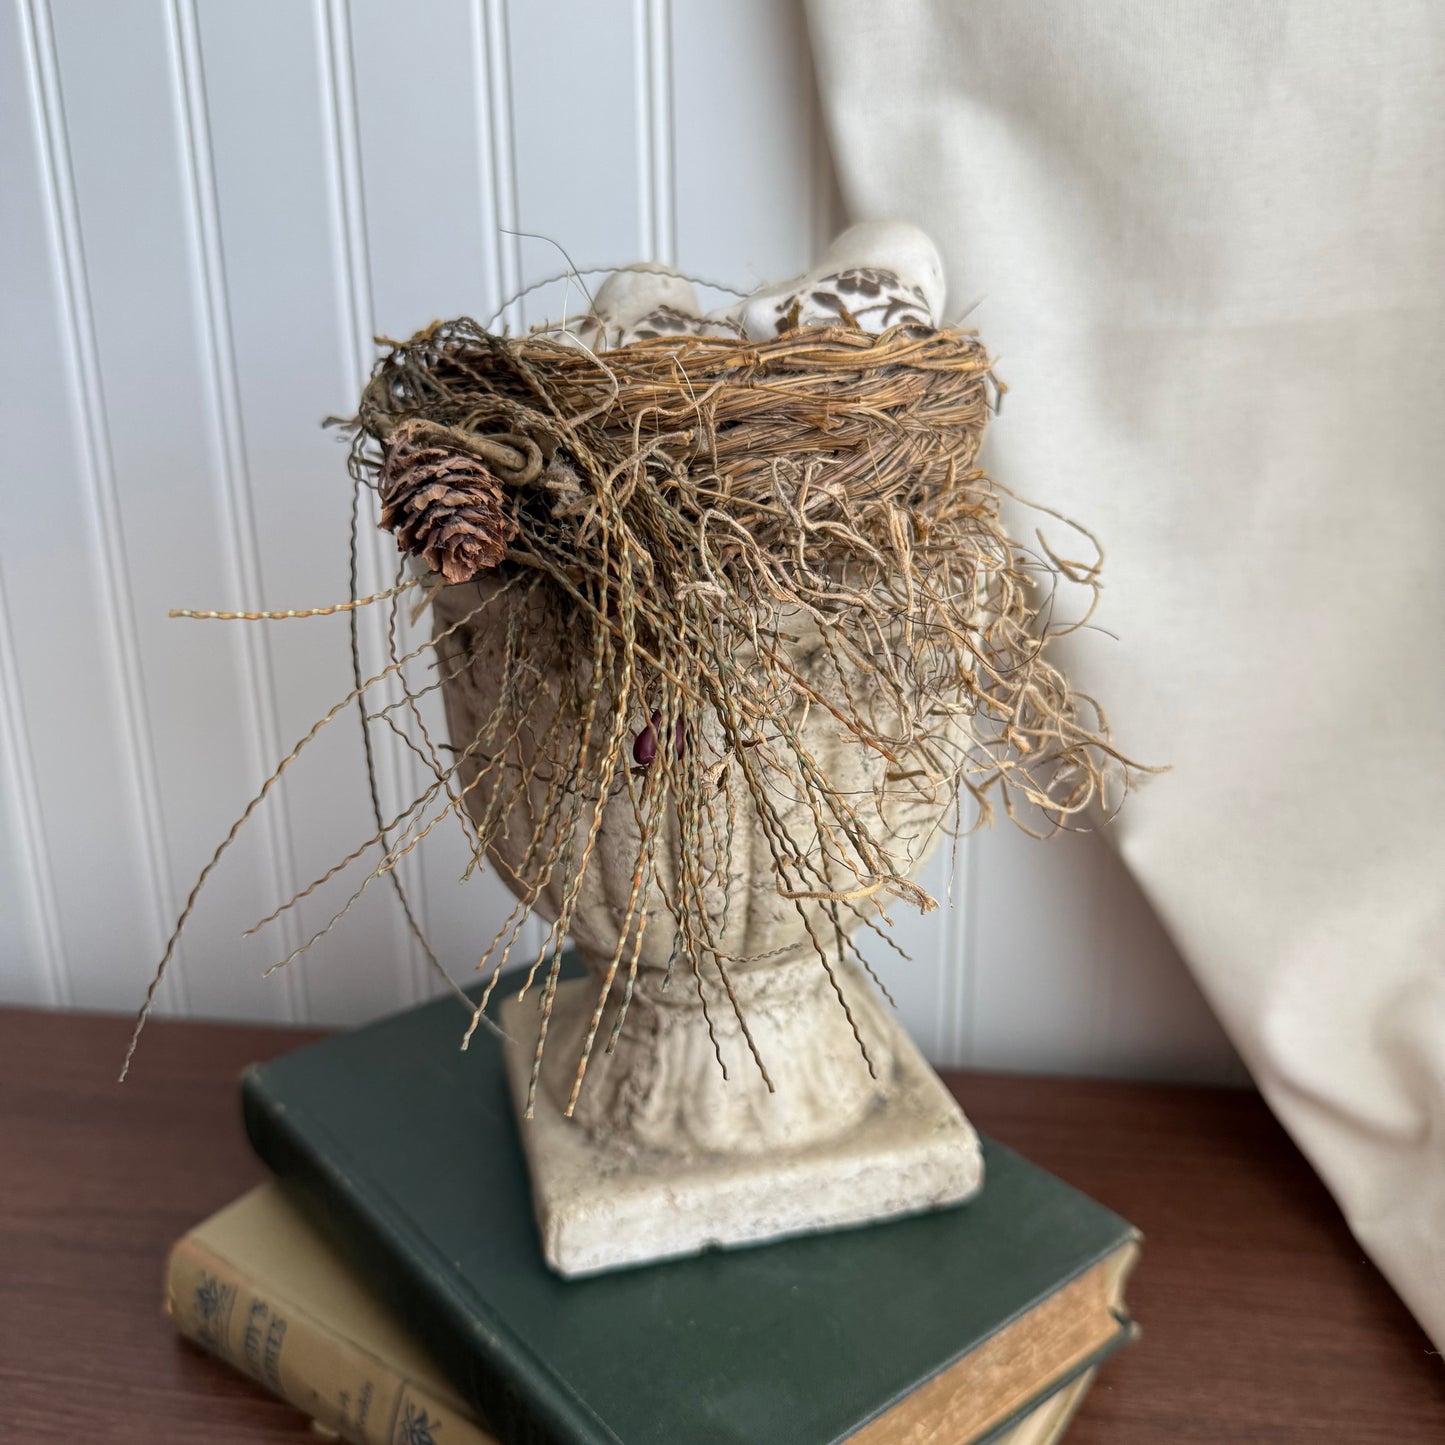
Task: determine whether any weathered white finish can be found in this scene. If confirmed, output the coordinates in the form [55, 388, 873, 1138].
[0, 0, 1243, 1086]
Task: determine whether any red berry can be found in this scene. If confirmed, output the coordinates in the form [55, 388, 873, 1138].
[633, 711, 661, 767]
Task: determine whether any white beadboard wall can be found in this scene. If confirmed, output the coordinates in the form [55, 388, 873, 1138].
[0, 0, 1244, 1083]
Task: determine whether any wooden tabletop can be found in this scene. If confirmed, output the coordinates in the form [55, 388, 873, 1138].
[1, 1006, 1441, 1443]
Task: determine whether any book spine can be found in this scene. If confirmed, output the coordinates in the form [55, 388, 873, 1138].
[166, 1234, 493, 1445]
[242, 1069, 595, 1445]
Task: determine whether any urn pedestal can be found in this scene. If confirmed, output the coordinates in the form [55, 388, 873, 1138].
[499, 952, 982, 1276]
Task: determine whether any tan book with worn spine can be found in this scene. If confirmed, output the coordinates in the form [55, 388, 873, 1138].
[167, 1183, 491, 1445]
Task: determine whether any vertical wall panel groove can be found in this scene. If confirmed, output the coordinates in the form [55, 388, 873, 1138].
[635, 0, 675, 263]
[318, 0, 375, 392]
[956, 833, 981, 1066]
[317, 0, 429, 1004]
[465, 1, 504, 316]
[0, 561, 67, 1003]
[631, 0, 654, 261]
[489, 0, 544, 978]
[924, 838, 971, 1075]
[22, 0, 187, 1013]
[479, 0, 521, 328]
[168, 0, 305, 1021]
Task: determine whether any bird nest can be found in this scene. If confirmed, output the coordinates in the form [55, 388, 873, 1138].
[352, 320, 1129, 1081]
[125, 316, 1135, 1092]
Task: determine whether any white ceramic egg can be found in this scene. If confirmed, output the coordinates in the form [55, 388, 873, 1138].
[732, 221, 946, 341]
[593, 266, 733, 348]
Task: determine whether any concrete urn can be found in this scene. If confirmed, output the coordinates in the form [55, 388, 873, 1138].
[432, 574, 983, 1275]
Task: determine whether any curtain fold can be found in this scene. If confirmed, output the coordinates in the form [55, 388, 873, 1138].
[804, 0, 1445, 1347]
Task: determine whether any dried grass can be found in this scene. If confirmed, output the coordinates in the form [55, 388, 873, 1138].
[125, 316, 1139, 1102]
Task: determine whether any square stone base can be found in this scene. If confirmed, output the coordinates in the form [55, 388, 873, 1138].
[499, 978, 984, 1276]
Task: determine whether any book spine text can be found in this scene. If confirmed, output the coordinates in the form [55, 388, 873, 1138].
[166, 1236, 493, 1445]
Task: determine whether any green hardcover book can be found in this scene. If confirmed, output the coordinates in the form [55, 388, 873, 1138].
[241, 974, 1139, 1445]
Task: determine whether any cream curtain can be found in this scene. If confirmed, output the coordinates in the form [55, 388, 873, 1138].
[804, 0, 1445, 1346]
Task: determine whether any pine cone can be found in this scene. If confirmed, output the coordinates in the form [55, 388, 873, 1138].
[377, 421, 519, 584]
